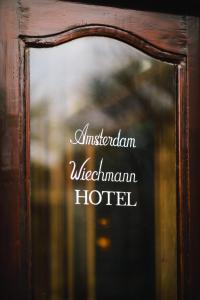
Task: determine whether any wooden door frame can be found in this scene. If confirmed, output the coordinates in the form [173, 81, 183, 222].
[22, 24, 186, 300]
[0, 1, 199, 299]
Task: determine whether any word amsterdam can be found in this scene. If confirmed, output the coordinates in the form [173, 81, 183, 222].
[70, 123, 136, 148]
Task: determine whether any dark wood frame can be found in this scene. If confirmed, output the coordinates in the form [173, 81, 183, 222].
[22, 24, 187, 299]
[0, 1, 199, 299]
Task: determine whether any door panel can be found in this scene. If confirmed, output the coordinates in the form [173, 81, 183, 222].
[1, 1, 199, 300]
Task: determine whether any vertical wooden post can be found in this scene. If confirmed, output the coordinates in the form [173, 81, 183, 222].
[155, 121, 177, 300]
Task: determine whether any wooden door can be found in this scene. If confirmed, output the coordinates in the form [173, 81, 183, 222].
[0, 1, 199, 300]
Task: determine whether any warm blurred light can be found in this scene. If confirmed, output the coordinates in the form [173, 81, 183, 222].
[98, 218, 110, 227]
[96, 237, 111, 250]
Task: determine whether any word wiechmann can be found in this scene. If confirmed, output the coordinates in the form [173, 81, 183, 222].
[69, 157, 138, 183]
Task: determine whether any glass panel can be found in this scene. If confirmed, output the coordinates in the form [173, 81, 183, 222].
[30, 36, 177, 300]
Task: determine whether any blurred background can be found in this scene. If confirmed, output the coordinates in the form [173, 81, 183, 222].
[30, 36, 177, 300]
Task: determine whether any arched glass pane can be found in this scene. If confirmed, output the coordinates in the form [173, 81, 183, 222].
[30, 36, 177, 300]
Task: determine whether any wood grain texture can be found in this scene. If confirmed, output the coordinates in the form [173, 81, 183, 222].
[177, 61, 188, 300]
[60, 0, 200, 16]
[21, 25, 185, 64]
[0, 0, 21, 298]
[0, 1, 199, 299]
[186, 16, 200, 300]
[19, 0, 187, 55]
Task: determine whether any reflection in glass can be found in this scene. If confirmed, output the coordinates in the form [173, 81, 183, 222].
[30, 37, 177, 300]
